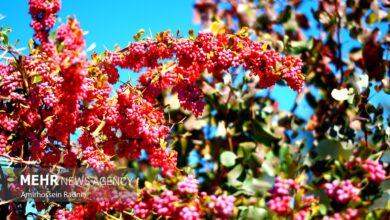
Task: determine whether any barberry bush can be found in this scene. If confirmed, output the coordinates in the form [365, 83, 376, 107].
[0, 0, 389, 219]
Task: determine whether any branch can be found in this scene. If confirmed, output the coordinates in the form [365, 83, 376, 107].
[0, 154, 38, 166]
[335, 3, 345, 84]
[0, 44, 22, 60]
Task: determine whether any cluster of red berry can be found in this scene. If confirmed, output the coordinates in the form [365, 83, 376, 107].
[29, 0, 61, 54]
[267, 177, 300, 215]
[267, 156, 387, 218]
[322, 208, 359, 220]
[267, 177, 319, 220]
[324, 180, 360, 203]
[53, 175, 235, 220]
[130, 175, 235, 220]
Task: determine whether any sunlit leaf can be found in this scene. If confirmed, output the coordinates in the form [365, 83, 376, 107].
[289, 38, 314, 54]
[237, 142, 256, 159]
[227, 164, 244, 186]
[86, 42, 96, 52]
[238, 206, 267, 220]
[331, 88, 354, 102]
[315, 139, 352, 160]
[220, 151, 237, 167]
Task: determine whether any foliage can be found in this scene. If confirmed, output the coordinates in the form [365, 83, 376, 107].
[0, 0, 388, 219]
[191, 0, 390, 219]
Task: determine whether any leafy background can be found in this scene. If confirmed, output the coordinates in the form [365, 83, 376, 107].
[1, 0, 390, 219]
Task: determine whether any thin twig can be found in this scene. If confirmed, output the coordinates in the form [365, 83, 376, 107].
[123, 210, 142, 220]
[290, 87, 308, 113]
[335, 3, 345, 84]
[0, 154, 38, 166]
[103, 211, 121, 220]
[0, 44, 21, 60]
[225, 85, 234, 151]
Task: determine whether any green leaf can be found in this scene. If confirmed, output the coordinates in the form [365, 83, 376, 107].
[251, 120, 280, 146]
[279, 144, 290, 159]
[227, 164, 244, 186]
[220, 151, 237, 167]
[306, 92, 318, 108]
[368, 191, 389, 209]
[261, 160, 275, 176]
[237, 142, 256, 159]
[4, 168, 16, 178]
[238, 176, 272, 196]
[283, 35, 289, 46]
[277, 6, 292, 23]
[143, 167, 160, 182]
[315, 139, 352, 160]
[31, 75, 42, 84]
[289, 38, 314, 54]
[238, 206, 267, 220]
[319, 204, 327, 215]
[50, 30, 57, 40]
[323, 172, 332, 181]
[1, 32, 9, 45]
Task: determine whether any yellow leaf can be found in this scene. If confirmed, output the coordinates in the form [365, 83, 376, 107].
[133, 29, 144, 41]
[70, 18, 77, 29]
[311, 204, 320, 215]
[189, 29, 195, 40]
[144, 181, 152, 189]
[92, 120, 106, 137]
[137, 29, 145, 36]
[100, 75, 108, 81]
[28, 39, 34, 52]
[44, 115, 55, 122]
[91, 52, 98, 62]
[261, 43, 268, 52]
[294, 189, 304, 209]
[23, 121, 31, 127]
[202, 143, 210, 156]
[237, 27, 249, 37]
[210, 18, 225, 35]
[295, 171, 306, 184]
[159, 139, 167, 148]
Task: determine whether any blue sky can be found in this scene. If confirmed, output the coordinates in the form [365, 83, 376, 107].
[0, 0, 199, 52]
